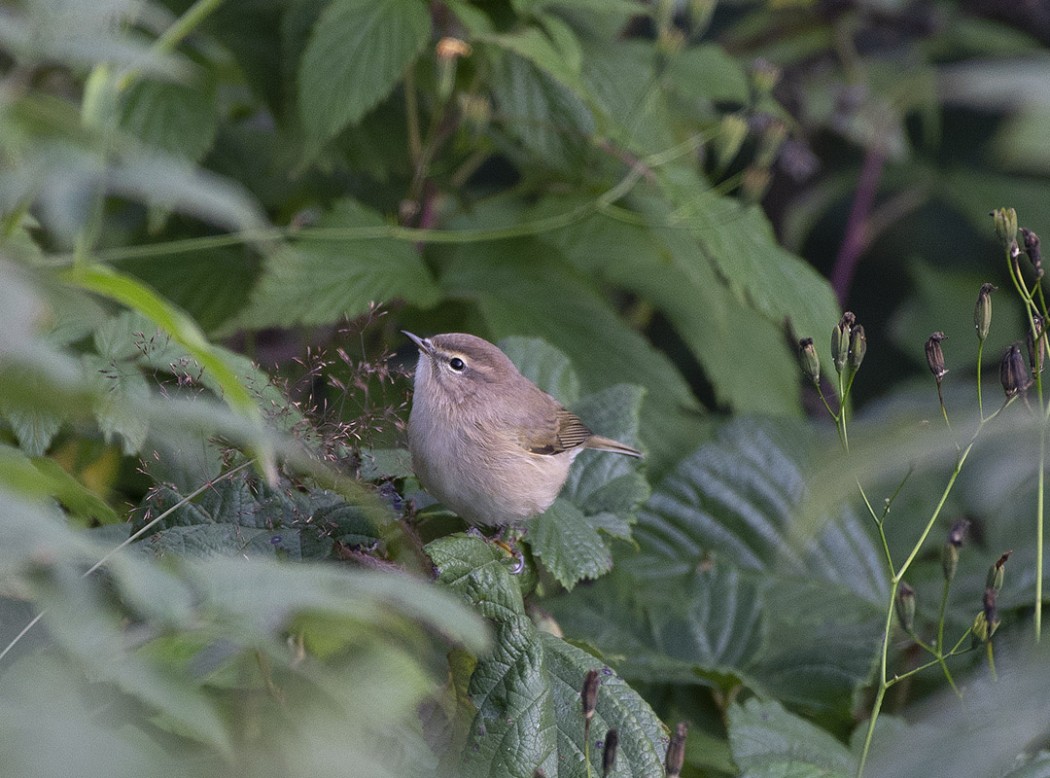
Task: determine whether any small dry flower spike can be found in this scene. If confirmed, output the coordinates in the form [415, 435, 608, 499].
[582, 669, 600, 743]
[602, 729, 619, 777]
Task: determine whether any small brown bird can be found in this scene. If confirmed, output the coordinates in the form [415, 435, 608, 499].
[404, 332, 642, 526]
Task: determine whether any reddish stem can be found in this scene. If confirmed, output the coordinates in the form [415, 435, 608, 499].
[831, 147, 885, 305]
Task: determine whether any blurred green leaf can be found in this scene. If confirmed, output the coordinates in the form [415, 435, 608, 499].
[728, 698, 855, 778]
[118, 74, 219, 161]
[297, 0, 431, 143]
[230, 199, 440, 330]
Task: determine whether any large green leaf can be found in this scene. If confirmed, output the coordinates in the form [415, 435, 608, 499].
[559, 418, 886, 712]
[118, 73, 218, 161]
[728, 698, 855, 778]
[427, 534, 668, 777]
[297, 0, 431, 144]
[667, 185, 841, 350]
[231, 199, 440, 330]
[485, 47, 596, 172]
[534, 192, 802, 416]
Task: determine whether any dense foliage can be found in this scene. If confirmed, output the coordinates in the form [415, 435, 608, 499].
[3, 0, 1050, 776]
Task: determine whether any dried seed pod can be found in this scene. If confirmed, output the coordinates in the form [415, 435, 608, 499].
[582, 669, 600, 722]
[925, 332, 948, 382]
[1000, 344, 1032, 398]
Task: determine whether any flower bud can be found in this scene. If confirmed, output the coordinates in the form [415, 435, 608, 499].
[992, 207, 1018, 251]
[942, 543, 959, 584]
[1021, 227, 1042, 278]
[1000, 343, 1032, 398]
[602, 729, 619, 777]
[832, 312, 856, 375]
[798, 338, 820, 384]
[848, 324, 867, 374]
[582, 669, 599, 723]
[974, 283, 995, 342]
[715, 113, 749, 170]
[750, 58, 781, 96]
[971, 609, 989, 647]
[947, 518, 970, 548]
[986, 550, 1011, 593]
[895, 582, 916, 633]
[983, 587, 1000, 639]
[1028, 315, 1045, 374]
[925, 332, 948, 383]
[665, 722, 688, 778]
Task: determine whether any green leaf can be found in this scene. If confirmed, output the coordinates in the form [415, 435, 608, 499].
[545, 561, 768, 690]
[120, 247, 258, 334]
[481, 27, 588, 99]
[664, 43, 751, 105]
[485, 48, 595, 172]
[667, 186, 841, 353]
[29, 456, 118, 524]
[118, 73, 218, 161]
[297, 0, 431, 143]
[541, 633, 668, 777]
[562, 383, 646, 507]
[230, 199, 440, 330]
[499, 335, 581, 406]
[428, 534, 557, 776]
[728, 698, 855, 778]
[531, 498, 613, 589]
[427, 534, 668, 777]
[618, 418, 885, 711]
[533, 192, 804, 417]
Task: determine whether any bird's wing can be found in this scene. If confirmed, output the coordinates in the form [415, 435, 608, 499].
[523, 408, 592, 456]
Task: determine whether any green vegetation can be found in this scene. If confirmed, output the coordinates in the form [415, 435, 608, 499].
[3, 0, 1050, 776]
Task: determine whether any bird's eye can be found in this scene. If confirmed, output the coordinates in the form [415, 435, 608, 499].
[449, 357, 465, 372]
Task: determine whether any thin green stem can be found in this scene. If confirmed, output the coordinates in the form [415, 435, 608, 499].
[976, 340, 985, 421]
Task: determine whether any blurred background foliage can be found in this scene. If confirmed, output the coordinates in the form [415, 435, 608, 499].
[2, 0, 1050, 775]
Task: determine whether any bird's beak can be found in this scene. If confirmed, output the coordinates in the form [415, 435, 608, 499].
[402, 330, 432, 356]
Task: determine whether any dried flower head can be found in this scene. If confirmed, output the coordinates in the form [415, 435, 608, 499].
[602, 729, 619, 777]
[1021, 227, 1042, 278]
[925, 332, 948, 382]
[665, 721, 688, 778]
[1000, 343, 1032, 398]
